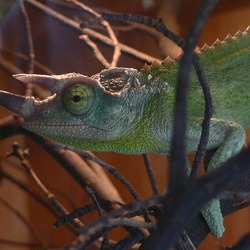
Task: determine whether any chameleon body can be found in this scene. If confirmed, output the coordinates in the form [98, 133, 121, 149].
[0, 27, 249, 238]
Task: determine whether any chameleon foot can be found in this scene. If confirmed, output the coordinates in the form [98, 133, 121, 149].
[201, 199, 225, 238]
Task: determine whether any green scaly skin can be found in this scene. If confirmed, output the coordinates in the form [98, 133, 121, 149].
[0, 27, 249, 238]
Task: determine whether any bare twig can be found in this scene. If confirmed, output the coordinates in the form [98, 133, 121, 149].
[79, 219, 155, 249]
[20, 0, 35, 96]
[20, 0, 35, 74]
[54, 200, 123, 228]
[77, 195, 162, 247]
[25, 0, 160, 63]
[57, 149, 124, 203]
[189, 56, 214, 179]
[7, 142, 83, 230]
[88, 217, 156, 231]
[55, 145, 143, 202]
[68, 0, 121, 67]
[142, 0, 219, 248]
[143, 154, 159, 195]
[84, 186, 111, 247]
[54, 145, 153, 226]
[49, 147, 152, 238]
[169, 0, 217, 187]
[110, 230, 144, 250]
[79, 35, 110, 68]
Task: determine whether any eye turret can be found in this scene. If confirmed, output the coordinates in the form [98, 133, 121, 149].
[63, 84, 94, 115]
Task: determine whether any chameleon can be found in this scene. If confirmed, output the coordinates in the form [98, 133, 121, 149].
[0, 26, 249, 238]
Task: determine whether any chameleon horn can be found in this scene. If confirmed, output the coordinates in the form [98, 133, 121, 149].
[0, 90, 41, 118]
[0, 90, 29, 117]
[13, 73, 58, 92]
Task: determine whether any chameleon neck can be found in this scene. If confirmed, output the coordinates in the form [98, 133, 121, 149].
[140, 27, 250, 129]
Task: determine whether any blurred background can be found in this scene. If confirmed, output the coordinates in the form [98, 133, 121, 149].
[0, 0, 250, 249]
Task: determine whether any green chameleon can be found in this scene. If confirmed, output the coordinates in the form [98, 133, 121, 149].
[0, 26, 249, 238]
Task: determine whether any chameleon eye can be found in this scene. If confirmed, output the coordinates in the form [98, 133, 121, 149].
[63, 84, 94, 115]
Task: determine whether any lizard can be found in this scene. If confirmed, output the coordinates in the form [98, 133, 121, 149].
[0, 26, 249, 238]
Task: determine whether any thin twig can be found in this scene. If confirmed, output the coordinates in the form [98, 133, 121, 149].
[85, 186, 104, 216]
[142, 154, 159, 195]
[78, 195, 162, 246]
[54, 145, 153, 225]
[142, 0, 219, 248]
[73, 229, 110, 250]
[1, 113, 250, 248]
[20, 134, 152, 239]
[20, 0, 35, 97]
[54, 200, 123, 228]
[169, 0, 218, 187]
[142, 145, 250, 250]
[189, 57, 214, 179]
[20, 0, 35, 74]
[79, 35, 110, 68]
[56, 149, 124, 203]
[93, 217, 156, 230]
[111, 230, 145, 250]
[79, 219, 154, 249]
[7, 142, 83, 230]
[55, 145, 143, 203]
[84, 186, 111, 247]
[68, 0, 121, 67]
[112, 22, 160, 37]
[25, 0, 160, 63]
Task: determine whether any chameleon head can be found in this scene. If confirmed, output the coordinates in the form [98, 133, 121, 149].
[0, 68, 143, 143]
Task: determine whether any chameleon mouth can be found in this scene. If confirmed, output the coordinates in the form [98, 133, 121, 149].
[23, 120, 111, 139]
[23, 124, 114, 142]
[24, 122, 108, 131]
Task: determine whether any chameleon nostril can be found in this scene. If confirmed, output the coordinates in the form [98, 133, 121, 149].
[43, 110, 50, 116]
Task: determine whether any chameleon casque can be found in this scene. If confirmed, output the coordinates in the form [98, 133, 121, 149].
[0, 26, 249, 238]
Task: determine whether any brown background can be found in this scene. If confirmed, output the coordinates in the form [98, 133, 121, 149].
[0, 0, 250, 249]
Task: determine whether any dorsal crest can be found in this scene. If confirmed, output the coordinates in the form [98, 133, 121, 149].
[201, 26, 249, 51]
